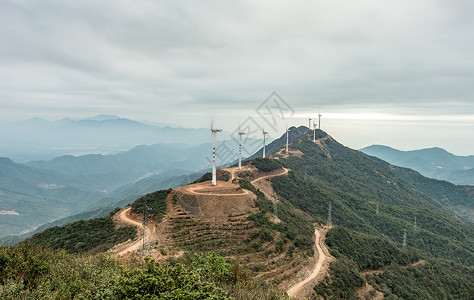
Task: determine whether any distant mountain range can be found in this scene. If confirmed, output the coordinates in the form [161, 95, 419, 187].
[0, 114, 271, 240]
[0, 115, 228, 162]
[0, 139, 243, 239]
[360, 145, 474, 186]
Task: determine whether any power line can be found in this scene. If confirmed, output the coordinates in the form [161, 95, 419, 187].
[0, 159, 79, 185]
[0, 194, 28, 202]
[0, 187, 45, 200]
[0, 187, 88, 208]
[0, 196, 70, 218]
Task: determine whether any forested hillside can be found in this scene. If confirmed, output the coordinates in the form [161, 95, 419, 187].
[0, 244, 287, 299]
[267, 130, 474, 298]
[26, 213, 136, 254]
[369, 157, 474, 222]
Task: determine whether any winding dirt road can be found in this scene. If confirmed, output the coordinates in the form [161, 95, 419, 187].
[116, 207, 151, 256]
[287, 228, 326, 299]
[251, 167, 289, 184]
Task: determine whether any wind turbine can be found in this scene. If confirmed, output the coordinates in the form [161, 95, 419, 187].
[262, 129, 268, 158]
[211, 125, 222, 186]
[308, 117, 312, 131]
[313, 121, 317, 142]
[318, 112, 322, 129]
[238, 128, 245, 170]
[285, 123, 289, 154]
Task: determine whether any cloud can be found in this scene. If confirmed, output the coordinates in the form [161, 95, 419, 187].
[0, 0, 473, 124]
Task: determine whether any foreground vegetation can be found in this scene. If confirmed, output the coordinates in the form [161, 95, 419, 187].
[0, 244, 287, 299]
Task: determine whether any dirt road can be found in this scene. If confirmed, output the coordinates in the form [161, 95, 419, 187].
[116, 207, 150, 256]
[287, 228, 326, 299]
[180, 180, 251, 196]
[251, 167, 289, 184]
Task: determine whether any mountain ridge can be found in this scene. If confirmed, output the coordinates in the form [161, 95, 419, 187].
[361, 144, 474, 185]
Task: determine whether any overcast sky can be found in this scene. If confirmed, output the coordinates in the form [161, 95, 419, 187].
[1, 0, 473, 155]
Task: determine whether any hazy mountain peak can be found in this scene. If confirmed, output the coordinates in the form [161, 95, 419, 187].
[360, 144, 474, 185]
[84, 114, 121, 121]
[0, 157, 14, 164]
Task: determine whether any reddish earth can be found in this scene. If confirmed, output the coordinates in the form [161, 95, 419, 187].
[111, 164, 333, 298]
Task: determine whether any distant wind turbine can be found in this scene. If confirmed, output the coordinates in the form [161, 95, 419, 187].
[262, 129, 268, 158]
[313, 121, 317, 142]
[308, 117, 312, 131]
[238, 128, 245, 170]
[285, 123, 289, 153]
[211, 125, 222, 186]
[318, 112, 322, 129]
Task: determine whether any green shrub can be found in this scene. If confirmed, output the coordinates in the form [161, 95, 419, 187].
[131, 189, 171, 221]
[27, 217, 136, 254]
[314, 258, 365, 299]
[252, 158, 281, 172]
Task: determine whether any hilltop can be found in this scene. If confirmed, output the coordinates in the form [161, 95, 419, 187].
[7, 128, 474, 299]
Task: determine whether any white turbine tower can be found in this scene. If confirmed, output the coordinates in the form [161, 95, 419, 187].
[318, 112, 322, 129]
[285, 123, 289, 154]
[262, 129, 268, 158]
[238, 128, 245, 170]
[211, 126, 222, 186]
[313, 121, 317, 142]
[308, 117, 312, 131]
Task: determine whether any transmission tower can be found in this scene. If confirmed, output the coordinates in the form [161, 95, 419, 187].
[142, 202, 151, 257]
[327, 201, 332, 227]
[414, 216, 417, 231]
[273, 193, 279, 221]
[402, 231, 407, 249]
[376, 202, 379, 215]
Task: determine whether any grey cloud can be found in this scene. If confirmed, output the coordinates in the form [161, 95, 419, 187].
[1, 0, 473, 121]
